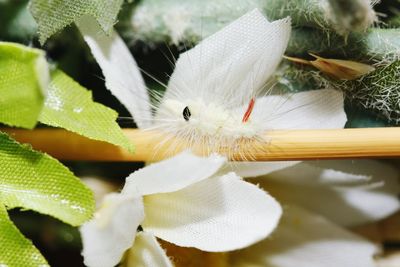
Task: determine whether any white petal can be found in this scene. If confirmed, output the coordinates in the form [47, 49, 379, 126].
[263, 161, 373, 186]
[77, 16, 152, 128]
[165, 9, 291, 107]
[257, 160, 400, 226]
[230, 205, 378, 267]
[142, 172, 282, 252]
[124, 232, 173, 267]
[80, 193, 145, 267]
[228, 161, 300, 178]
[123, 151, 226, 196]
[81, 176, 119, 208]
[308, 159, 395, 183]
[253, 89, 347, 130]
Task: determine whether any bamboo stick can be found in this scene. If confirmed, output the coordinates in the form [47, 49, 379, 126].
[3, 127, 400, 162]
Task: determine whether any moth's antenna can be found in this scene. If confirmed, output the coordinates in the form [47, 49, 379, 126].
[242, 98, 256, 123]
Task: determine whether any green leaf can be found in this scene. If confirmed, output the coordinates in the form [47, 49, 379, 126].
[0, 132, 94, 226]
[29, 0, 124, 44]
[0, 42, 48, 129]
[0, 203, 49, 267]
[39, 69, 134, 152]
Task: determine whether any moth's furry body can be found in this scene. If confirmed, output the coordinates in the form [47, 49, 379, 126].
[160, 98, 260, 138]
[152, 97, 266, 159]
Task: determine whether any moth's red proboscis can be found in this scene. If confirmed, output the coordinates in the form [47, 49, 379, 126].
[242, 98, 255, 123]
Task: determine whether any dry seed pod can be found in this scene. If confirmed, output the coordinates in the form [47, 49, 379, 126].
[284, 53, 375, 80]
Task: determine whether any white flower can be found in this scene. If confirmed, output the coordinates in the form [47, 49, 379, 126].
[250, 159, 400, 227]
[78, 7, 400, 267]
[229, 205, 379, 267]
[80, 151, 281, 267]
[225, 159, 399, 267]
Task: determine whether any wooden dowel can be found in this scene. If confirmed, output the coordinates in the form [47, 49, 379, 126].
[3, 128, 400, 162]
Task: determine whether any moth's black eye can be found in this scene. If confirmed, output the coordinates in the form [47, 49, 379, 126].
[183, 106, 191, 121]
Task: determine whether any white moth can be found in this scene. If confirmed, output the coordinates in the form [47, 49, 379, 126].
[78, 9, 346, 160]
[151, 11, 292, 159]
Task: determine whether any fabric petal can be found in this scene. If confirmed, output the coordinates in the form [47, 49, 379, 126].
[253, 88, 347, 130]
[257, 160, 400, 226]
[230, 205, 378, 267]
[123, 232, 173, 267]
[80, 193, 145, 267]
[142, 172, 282, 252]
[123, 151, 226, 196]
[77, 16, 152, 128]
[228, 161, 300, 178]
[164, 9, 291, 108]
[307, 159, 396, 184]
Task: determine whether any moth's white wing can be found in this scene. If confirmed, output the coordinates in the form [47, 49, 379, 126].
[77, 16, 152, 128]
[142, 172, 282, 252]
[253, 88, 347, 130]
[230, 205, 378, 267]
[165, 9, 291, 107]
[229, 88, 346, 179]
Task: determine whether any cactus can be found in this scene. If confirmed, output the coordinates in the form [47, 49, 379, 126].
[123, 0, 376, 45]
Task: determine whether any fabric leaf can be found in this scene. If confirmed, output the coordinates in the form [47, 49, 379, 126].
[0, 203, 49, 267]
[0, 132, 94, 226]
[0, 42, 48, 129]
[29, 0, 123, 44]
[39, 69, 133, 152]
